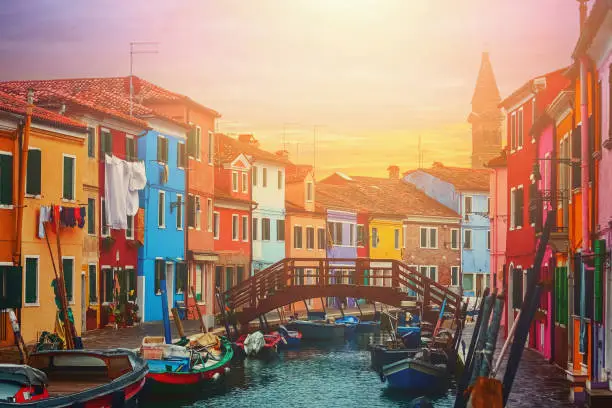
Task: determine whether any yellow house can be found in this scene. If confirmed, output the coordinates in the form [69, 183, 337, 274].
[369, 217, 403, 260]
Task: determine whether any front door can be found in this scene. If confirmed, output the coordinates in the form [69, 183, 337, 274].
[166, 263, 173, 311]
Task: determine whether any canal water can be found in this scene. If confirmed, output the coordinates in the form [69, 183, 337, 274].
[142, 334, 574, 408]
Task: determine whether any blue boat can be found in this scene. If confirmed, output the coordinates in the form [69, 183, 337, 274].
[381, 353, 449, 393]
[286, 319, 344, 341]
[356, 320, 381, 334]
[334, 315, 359, 337]
[274, 325, 302, 348]
[369, 344, 418, 373]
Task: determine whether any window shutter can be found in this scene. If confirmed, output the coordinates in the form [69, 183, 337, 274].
[62, 258, 73, 302]
[187, 195, 195, 227]
[187, 128, 196, 157]
[157, 137, 163, 161]
[0, 154, 14, 205]
[26, 149, 41, 196]
[164, 138, 169, 163]
[25, 258, 37, 304]
[87, 128, 95, 157]
[178, 143, 186, 168]
[63, 156, 74, 200]
[0, 266, 22, 309]
[571, 125, 582, 190]
[89, 265, 97, 302]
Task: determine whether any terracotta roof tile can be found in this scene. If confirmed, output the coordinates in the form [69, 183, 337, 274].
[215, 133, 291, 166]
[403, 163, 491, 192]
[286, 164, 312, 183]
[214, 188, 254, 205]
[0, 90, 86, 131]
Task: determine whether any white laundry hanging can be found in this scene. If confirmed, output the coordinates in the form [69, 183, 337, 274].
[104, 154, 147, 230]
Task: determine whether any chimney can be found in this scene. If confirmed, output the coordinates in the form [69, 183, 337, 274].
[578, 0, 588, 30]
[387, 165, 400, 179]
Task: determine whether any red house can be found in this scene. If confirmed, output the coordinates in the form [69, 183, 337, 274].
[500, 68, 569, 348]
[213, 134, 253, 310]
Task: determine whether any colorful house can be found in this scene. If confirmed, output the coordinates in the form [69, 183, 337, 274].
[0, 90, 88, 343]
[213, 134, 253, 303]
[403, 163, 491, 297]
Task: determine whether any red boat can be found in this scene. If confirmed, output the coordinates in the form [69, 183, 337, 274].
[0, 349, 147, 407]
[235, 332, 282, 358]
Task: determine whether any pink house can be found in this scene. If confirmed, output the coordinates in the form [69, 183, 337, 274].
[486, 149, 508, 329]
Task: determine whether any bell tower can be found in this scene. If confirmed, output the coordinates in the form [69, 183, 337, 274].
[468, 51, 503, 168]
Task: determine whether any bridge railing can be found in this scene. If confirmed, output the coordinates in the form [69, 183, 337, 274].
[223, 258, 462, 316]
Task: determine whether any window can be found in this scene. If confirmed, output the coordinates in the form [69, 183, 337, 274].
[195, 264, 204, 302]
[187, 195, 195, 228]
[175, 263, 187, 294]
[126, 215, 134, 239]
[207, 130, 213, 164]
[517, 108, 524, 148]
[487, 198, 491, 215]
[510, 112, 516, 150]
[262, 218, 271, 240]
[177, 142, 186, 168]
[428, 266, 437, 282]
[232, 214, 239, 241]
[88, 264, 97, 303]
[102, 268, 113, 303]
[213, 212, 220, 239]
[225, 267, 234, 291]
[277, 170, 283, 189]
[237, 266, 245, 285]
[100, 198, 109, 237]
[450, 228, 459, 250]
[328, 222, 343, 245]
[306, 182, 313, 201]
[154, 259, 164, 295]
[62, 155, 75, 201]
[242, 216, 248, 241]
[252, 217, 259, 240]
[306, 227, 315, 250]
[511, 187, 524, 229]
[62, 257, 74, 303]
[451, 266, 460, 286]
[317, 227, 325, 249]
[277, 219, 285, 241]
[26, 148, 41, 196]
[206, 198, 211, 231]
[554, 267, 568, 325]
[87, 198, 95, 235]
[24, 256, 39, 305]
[262, 168, 268, 187]
[195, 196, 202, 230]
[371, 227, 378, 248]
[157, 136, 168, 163]
[0, 152, 13, 206]
[125, 137, 136, 161]
[394, 229, 400, 250]
[294, 226, 303, 249]
[419, 266, 428, 276]
[176, 194, 183, 230]
[464, 196, 473, 217]
[196, 127, 202, 160]
[232, 172, 238, 192]
[571, 125, 582, 190]
[349, 224, 355, 246]
[512, 267, 524, 308]
[241, 172, 248, 193]
[419, 227, 437, 249]
[357, 225, 365, 247]
[252, 166, 258, 186]
[100, 129, 112, 155]
[464, 229, 472, 249]
[215, 266, 223, 291]
[87, 127, 95, 158]
[158, 191, 165, 227]
[487, 230, 491, 250]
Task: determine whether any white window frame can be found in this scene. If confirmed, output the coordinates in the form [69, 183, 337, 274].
[207, 130, 213, 165]
[451, 266, 460, 286]
[195, 126, 202, 161]
[510, 111, 517, 152]
[213, 211, 220, 239]
[232, 214, 239, 241]
[88, 262, 98, 305]
[317, 227, 326, 250]
[241, 172, 248, 193]
[195, 196, 202, 230]
[176, 193, 183, 231]
[156, 135, 168, 164]
[126, 214, 135, 239]
[100, 197, 110, 237]
[419, 226, 438, 249]
[531, 97, 537, 143]
[262, 167, 268, 187]
[428, 266, 438, 282]
[487, 229, 491, 250]
[306, 226, 315, 250]
[252, 166, 258, 186]
[464, 229, 473, 250]
[25, 147, 41, 199]
[62, 153, 76, 202]
[277, 169, 283, 190]
[463, 195, 473, 219]
[293, 225, 303, 249]
[24, 255, 40, 307]
[306, 181, 313, 202]
[242, 215, 248, 242]
[62, 256, 76, 305]
[517, 107, 524, 150]
[232, 171, 239, 192]
[158, 190, 166, 228]
[0, 151, 14, 209]
[394, 228, 400, 250]
[206, 198, 212, 232]
[450, 228, 459, 250]
[177, 141, 185, 169]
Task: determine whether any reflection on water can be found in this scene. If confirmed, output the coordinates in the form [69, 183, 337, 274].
[139, 334, 572, 408]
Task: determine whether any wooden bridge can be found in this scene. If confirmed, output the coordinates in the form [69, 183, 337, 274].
[221, 258, 463, 326]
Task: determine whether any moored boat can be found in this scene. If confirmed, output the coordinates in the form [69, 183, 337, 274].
[334, 315, 359, 337]
[235, 331, 282, 358]
[381, 351, 449, 393]
[273, 325, 302, 348]
[369, 344, 418, 374]
[140, 333, 234, 395]
[356, 320, 381, 334]
[0, 349, 147, 406]
[285, 319, 344, 341]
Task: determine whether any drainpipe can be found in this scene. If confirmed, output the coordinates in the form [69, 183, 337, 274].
[578, 3, 590, 254]
[13, 89, 33, 267]
[185, 109, 190, 317]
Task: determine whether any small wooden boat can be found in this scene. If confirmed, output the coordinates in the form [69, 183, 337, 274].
[141, 333, 234, 395]
[235, 332, 282, 358]
[273, 325, 302, 348]
[0, 349, 147, 406]
[381, 351, 449, 393]
[369, 344, 418, 374]
[286, 319, 344, 341]
[334, 315, 359, 337]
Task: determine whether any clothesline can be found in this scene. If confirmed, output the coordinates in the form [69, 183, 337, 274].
[38, 204, 87, 239]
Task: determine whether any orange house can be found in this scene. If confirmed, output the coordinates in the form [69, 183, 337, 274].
[0, 91, 88, 344]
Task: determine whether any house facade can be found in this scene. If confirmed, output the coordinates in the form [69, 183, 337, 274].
[403, 164, 491, 297]
[0, 90, 88, 343]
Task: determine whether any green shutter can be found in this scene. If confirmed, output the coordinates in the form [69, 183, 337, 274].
[62, 258, 74, 302]
[554, 268, 560, 324]
[594, 239, 605, 322]
[104, 269, 114, 302]
[63, 156, 74, 200]
[0, 154, 13, 206]
[26, 149, 41, 196]
[88, 264, 97, 302]
[87, 198, 95, 234]
[25, 258, 38, 304]
[87, 128, 95, 158]
[0, 266, 22, 309]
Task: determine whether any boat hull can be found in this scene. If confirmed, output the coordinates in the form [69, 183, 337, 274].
[382, 359, 448, 393]
[369, 345, 418, 373]
[286, 321, 344, 341]
[356, 321, 381, 333]
[144, 363, 229, 394]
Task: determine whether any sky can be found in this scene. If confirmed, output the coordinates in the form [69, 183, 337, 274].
[0, 0, 582, 178]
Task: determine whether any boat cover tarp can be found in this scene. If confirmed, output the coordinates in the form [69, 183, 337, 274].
[0, 364, 48, 386]
[243, 332, 265, 356]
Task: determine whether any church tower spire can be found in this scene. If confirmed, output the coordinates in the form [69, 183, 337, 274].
[468, 51, 503, 168]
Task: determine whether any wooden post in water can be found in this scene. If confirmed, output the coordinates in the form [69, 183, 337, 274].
[469, 291, 496, 386]
[171, 307, 186, 339]
[189, 286, 206, 332]
[478, 293, 504, 377]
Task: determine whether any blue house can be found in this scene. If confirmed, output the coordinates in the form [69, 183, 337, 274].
[403, 163, 491, 297]
[137, 118, 189, 322]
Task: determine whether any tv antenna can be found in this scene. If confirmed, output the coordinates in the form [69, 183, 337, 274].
[129, 41, 159, 116]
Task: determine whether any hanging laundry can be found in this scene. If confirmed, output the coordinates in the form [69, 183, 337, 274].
[78, 207, 86, 229]
[127, 161, 146, 216]
[65, 207, 77, 227]
[74, 206, 81, 228]
[49, 205, 59, 233]
[136, 208, 145, 245]
[160, 163, 169, 184]
[38, 206, 51, 239]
